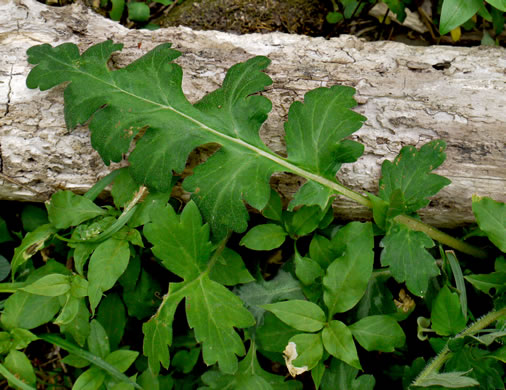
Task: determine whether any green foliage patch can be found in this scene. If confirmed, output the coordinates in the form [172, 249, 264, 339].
[0, 41, 503, 389]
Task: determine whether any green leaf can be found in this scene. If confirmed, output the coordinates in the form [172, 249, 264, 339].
[348, 315, 405, 352]
[143, 201, 254, 374]
[87, 238, 130, 313]
[326, 11, 343, 24]
[309, 234, 338, 269]
[39, 333, 142, 389]
[11, 223, 57, 278]
[439, 0, 482, 35]
[123, 269, 162, 319]
[21, 204, 49, 232]
[320, 358, 375, 390]
[380, 223, 439, 297]
[4, 350, 36, 387]
[172, 348, 200, 374]
[88, 319, 110, 359]
[262, 189, 283, 222]
[378, 140, 451, 216]
[73, 367, 106, 390]
[384, 0, 407, 22]
[201, 343, 302, 389]
[127, 1, 150, 22]
[294, 250, 323, 286]
[431, 286, 467, 336]
[283, 205, 328, 236]
[111, 167, 140, 208]
[209, 247, 254, 286]
[444, 345, 504, 390]
[0, 362, 36, 390]
[0, 255, 10, 281]
[234, 270, 305, 324]
[285, 86, 365, 210]
[47, 191, 107, 229]
[289, 333, 324, 371]
[109, 0, 125, 20]
[1, 291, 61, 330]
[142, 299, 173, 375]
[472, 195, 505, 252]
[256, 312, 300, 353]
[26, 41, 366, 236]
[323, 222, 374, 315]
[105, 349, 139, 372]
[486, 0, 506, 12]
[58, 298, 91, 347]
[261, 300, 326, 332]
[240, 224, 287, 250]
[354, 273, 398, 319]
[0, 216, 12, 243]
[322, 320, 361, 370]
[9, 329, 38, 351]
[414, 371, 480, 388]
[96, 293, 126, 350]
[20, 273, 71, 296]
[464, 272, 506, 295]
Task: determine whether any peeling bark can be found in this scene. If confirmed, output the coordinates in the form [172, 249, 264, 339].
[0, 0, 505, 226]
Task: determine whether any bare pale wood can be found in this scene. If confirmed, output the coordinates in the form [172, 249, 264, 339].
[1, 0, 504, 226]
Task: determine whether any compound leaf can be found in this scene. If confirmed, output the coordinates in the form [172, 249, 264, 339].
[26, 41, 365, 237]
[380, 223, 439, 297]
[143, 201, 255, 374]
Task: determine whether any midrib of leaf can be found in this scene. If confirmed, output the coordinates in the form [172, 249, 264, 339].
[63, 58, 372, 208]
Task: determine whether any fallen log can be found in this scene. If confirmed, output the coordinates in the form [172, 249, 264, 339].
[0, 0, 504, 227]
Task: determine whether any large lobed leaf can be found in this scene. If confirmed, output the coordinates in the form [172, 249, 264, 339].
[143, 201, 255, 374]
[26, 41, 366, 236]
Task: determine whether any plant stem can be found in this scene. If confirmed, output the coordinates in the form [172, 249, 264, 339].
[412, 306, 506, 386]
[394, 215, 487, 259]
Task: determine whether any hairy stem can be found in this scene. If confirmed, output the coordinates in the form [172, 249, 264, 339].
[412, 306, 506, 386]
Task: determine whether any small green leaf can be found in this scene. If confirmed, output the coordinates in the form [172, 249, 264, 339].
[88, 238, 130, 313]
[21, 273, 71, 296]
[9, 329, 38, 350]
[262, 189, 283, 222]
[323, 222, 374, 315]
[380, 223, 439, 297]
[4, 350, 36, 387]
[70, 275, 89, 298]
[127, 1, 150, 22]
[88, 319, 110, 359]
[294, 250, 323, 286]
[472, 195, 505, 252]
[96, 293, 126, 350]
[256, 312, 300, 353]
[322, 320, 361, 370]
[349, 315, 405, 352]
[326, 11, 343, 24]
[172, 348, 200, 374]
[0, 255, 11, 281]
[11, 224, 57, 277]
[123, 269, 162, 319]
[105, 349, 139, 372]
[240, 224, 287, 250]
[111, 168, 140, 209]
[439, 0, 482, 35]
[109, 0, 125, 20]
[283, 206, 327, 236]
[464, 272, 506, 296]
[262, 300, 326, 332]
[378, 140, 451, 216]
[47, 191, 106, 229]
[73, 367, 106, 390]
[384, 0, 407, 22]
[58, 298, 91, 346]
[431, 286, 467, 336]
[290, 333, 324, 371]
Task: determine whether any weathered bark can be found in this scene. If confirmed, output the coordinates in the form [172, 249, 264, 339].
[0, 0, 504, 226]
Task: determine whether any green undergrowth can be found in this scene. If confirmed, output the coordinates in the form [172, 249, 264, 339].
[0, 41, 504, 389]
